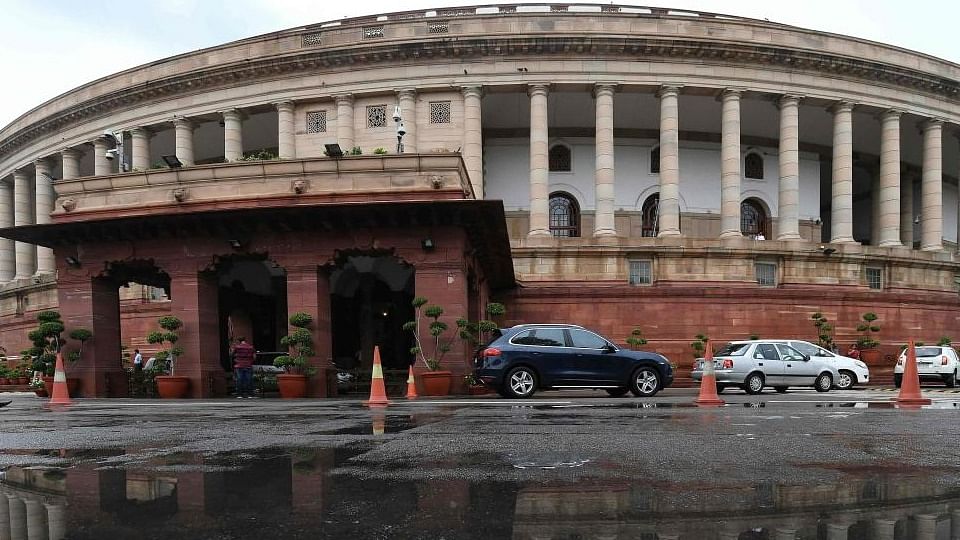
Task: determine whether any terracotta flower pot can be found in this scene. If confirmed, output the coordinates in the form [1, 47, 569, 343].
[34, 388, 48, 398]
[420, 371, 452, 396]
[156, 375, 191, 399]
[467, 385, 491, 395]
[277, 374, 308, 398]
[17, 377, 28, 385]
[42, 376, 54, 391]
[0, 378, 8, 385]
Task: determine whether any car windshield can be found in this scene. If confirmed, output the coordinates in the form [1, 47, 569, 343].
[916, 347, 941, 357]
[716, 343, 750, 356]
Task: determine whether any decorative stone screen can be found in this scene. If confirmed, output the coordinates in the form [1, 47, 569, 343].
[363, 26, 384, 39]
[429, 101, 451, 124]
[306, 111, 327, 133]
[367, 105, 387, 128]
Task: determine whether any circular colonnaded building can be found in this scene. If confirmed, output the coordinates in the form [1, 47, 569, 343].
[1, 4, 959, 396]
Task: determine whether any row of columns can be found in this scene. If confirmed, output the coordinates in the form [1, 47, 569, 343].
[0, 492, 67, 540]
[522, 84, 946, 251]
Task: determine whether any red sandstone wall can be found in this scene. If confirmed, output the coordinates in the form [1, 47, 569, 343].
[502, 284, 960, 387]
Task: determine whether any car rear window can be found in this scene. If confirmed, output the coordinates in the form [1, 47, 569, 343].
[716, 343, 749, 356]
[916, 347, 941, 357]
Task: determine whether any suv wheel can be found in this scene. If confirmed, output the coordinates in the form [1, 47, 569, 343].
[743, 372, 764, 395]
[945, 370, 957, 388]
[504, 366, 537, 398]
[815, 372, 832, 392]
[630, 367, 660, 397]
[835, 370, 855, 390]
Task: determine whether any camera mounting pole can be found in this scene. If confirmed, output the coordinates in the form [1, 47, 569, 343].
[393, 105, 405, 154]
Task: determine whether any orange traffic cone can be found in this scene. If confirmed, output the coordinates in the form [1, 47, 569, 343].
[405, 365, 418, 400]
[695, 339, 725, 406]
[363, 346, 391, 407]
[896, 339, 931, 406]
[371, 411, 386, 436]
[47, 352, 73, 407]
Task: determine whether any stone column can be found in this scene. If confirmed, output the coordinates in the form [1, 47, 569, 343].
[900, 169, 914, 246]
[57, 275, 124, 397]
[60, 148, 81, 180]
[170, 270, 222, 397]
[878, 110, 902, 246]
[915, 514, 937, 540]
[396, 88, 417, 153]
[24, 500, 46, 540]
[719, 88, 743, 239]
[33, 159, 55, 275]
[93, 136, 112, 176]
[777, 95, 802, 240]
[593, 83, 617, 237]
[873, 519, 896, 540]
[43, 504, 65, 540]
[657, 85, 682, 237]
[285, 265, 333, 397]
[275, 101, 296, 159]
[830, 101, 856, 243]
[921, 119, 943, 251]
[527, 83, 551, 238]
[173, 118, 196, 166]
[0, 179, 14, 282]
[222, 109, 244, 162]
[462, 86, 484, 198]
[335, 94, 355, 151]
[9, 496, 26, 540]
[13, 169, 34, 280]
[130, 127, 151, 171]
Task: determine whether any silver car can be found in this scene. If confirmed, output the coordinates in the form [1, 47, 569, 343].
[691, 340, 839, 394]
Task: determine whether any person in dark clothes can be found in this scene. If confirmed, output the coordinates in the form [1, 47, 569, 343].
[232, 337, 256, 398]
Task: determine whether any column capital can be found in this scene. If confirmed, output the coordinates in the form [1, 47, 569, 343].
[879, 108, 903, 122]
[273, 101, 296, 113]
[776, 94, 803, 109]
[172, 117, 196, 129]
[129, 126, 153, 138]
[61, 147, 82, 160]
[220, 108, 245, 121]
[395, 88, 417, 100]
[828, 100, 856, 115]
[90, 134, 114, 146]
[592, 83, 618, 98]
[921, 117, 945, 131]
[527, 83, 550, 97]
[460, 85, 483, 98]
[34, 157, 54, 171]
[333, 93, 354, 105]
[656, 84, 682, 98]
[13, 167, 30, 178]
[718, 87, 745, 101]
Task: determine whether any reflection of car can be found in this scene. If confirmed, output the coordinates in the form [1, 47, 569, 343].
[252, 352, 285, 374]
[473, 323, 674, 399]
[894, 346, 960, 387]
[691, 340, 839, 395]
[766, 340, 869, 389]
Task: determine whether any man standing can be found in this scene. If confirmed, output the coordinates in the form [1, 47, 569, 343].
[133, 349, 143, 372]
[232, 337, 256, 398]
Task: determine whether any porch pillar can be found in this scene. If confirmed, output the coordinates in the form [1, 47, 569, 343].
[285, 265, 333, 397]
[57, 272, 123, 397]
[414, 263, 469, 392]
[170, 270, 222, 398]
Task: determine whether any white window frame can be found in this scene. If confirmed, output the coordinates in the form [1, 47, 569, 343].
[628, 259, 653, 286]
[755, 262, 777, 287]
[866, 266, 883, 290]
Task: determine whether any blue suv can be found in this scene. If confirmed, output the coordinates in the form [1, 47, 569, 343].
[474, 324, 674, 398]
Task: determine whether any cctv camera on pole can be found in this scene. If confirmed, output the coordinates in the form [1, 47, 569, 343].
[103, 130, 127, 172]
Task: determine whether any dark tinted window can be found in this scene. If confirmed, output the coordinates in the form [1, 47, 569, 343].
[756, 344, 779, 360]
[512, 328, 566, 347]
[568, 329, 608, 349]
[716, 343, 750, 356]
[916, 347, 941, 357]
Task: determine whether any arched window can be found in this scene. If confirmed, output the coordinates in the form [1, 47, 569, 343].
[744, 152, 764, 179]
[649, 146, 660, 173]
[549, 192, 580, 237]
[740, 198, 768, 239]
[641, 193, 660, 237]
[548, 145, 571, 172]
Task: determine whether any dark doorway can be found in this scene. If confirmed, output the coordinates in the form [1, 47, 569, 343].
[330, 254, 414, 373]
[215, 257, 287, 371]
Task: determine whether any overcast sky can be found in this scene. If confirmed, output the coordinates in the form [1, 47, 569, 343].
[1, 0, 958, 128]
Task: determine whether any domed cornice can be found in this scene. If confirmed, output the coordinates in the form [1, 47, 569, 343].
[3, 6, 960, 161]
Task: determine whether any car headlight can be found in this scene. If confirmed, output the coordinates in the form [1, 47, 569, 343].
[855, 361, 867, 369]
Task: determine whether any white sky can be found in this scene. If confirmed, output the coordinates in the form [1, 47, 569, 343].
[1, 0, 958, 129]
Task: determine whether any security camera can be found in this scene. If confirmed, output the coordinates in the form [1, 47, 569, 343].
[396, 122, 406, 137]
[105, 148, 118, 160]
[393, 105, 402, 123]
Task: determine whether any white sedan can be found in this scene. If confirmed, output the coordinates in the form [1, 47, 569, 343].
[770, 340, 870, 390]
[895, 346, 960, 387]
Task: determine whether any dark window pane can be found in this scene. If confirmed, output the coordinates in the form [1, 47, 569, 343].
[569, 329, 608, 349]
[549, 192, 580, 237]
[745, 153, 764, 179]
[548, 145, 571, 172]
[641, 193, 659, 237]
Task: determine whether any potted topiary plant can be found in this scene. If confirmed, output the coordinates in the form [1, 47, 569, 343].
[404, 297, 456, 396]
[456, 302, 506, 394]
[274, 312, 316, 398]
[811, 312, 835, 351]
[25, 311, 83, 395]
[148, 316, 189, 398]
[856, 312, 881, 363]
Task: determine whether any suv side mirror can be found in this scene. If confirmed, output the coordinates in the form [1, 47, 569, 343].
[802, 354, 811, 361]
[602, 344, 616, 353]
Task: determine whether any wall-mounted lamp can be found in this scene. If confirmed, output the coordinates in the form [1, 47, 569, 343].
[65, 256, 81, 268]
[324, 143, 344, 158]
[421, 238, 435, 251]
[161, 155, 183, 168]
[818, 245, 837, 256]
[914, 215, 921, 224]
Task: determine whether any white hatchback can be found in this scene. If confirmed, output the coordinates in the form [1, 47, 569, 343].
[894, 346, 960, 387]
[771, 340, 870, 390]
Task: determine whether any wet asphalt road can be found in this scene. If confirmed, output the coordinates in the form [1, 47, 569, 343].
[2, 387, 960, 539]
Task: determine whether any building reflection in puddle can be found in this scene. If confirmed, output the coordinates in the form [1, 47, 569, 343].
[2, 448, 960, 539]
